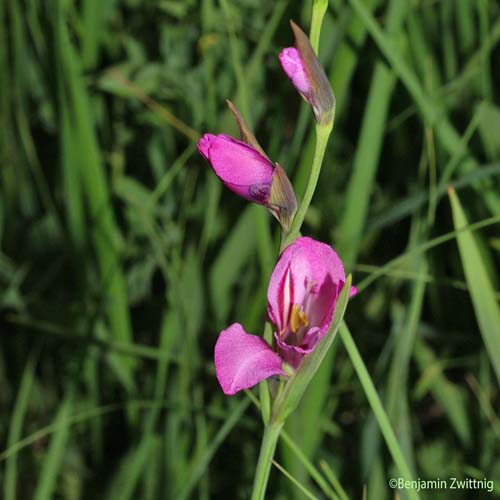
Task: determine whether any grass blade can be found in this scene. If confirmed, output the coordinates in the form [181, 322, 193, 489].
[4, 353, 37, 500]
[448, 188, 500, 385]
[34, 393, 73, 500]
[339, 322, 419, 500]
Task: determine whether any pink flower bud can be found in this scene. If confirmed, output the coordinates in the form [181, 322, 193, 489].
[198, 133, 274, 204]
[279, 21, 335, 125]
[197, 132, 297, 230]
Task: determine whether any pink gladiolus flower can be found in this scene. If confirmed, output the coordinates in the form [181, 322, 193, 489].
[214, 237, 356, 395]
[198, 133, 275, 204]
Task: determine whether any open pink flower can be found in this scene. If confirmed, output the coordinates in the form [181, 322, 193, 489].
[214, 237, 356, 395]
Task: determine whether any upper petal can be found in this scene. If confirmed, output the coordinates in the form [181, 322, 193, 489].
[297, 238, 346, 333]
[267, 243, 311, 332]
[294, 237, 346, 287]
[214, 323, 284, 395]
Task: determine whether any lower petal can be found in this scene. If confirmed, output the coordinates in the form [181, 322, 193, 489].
[275, 326, 323, 369]
[275, 334, 312, 369]
[214, 323, 284, 395]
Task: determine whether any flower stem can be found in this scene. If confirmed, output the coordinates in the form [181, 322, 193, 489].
[282, 120, 334, 250]
[309, 0, 328, 53]
[251, 4, 332, 498]
[250, 421, 284, 500]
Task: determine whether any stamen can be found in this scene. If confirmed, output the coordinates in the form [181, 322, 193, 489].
[290, 304, 309, 333]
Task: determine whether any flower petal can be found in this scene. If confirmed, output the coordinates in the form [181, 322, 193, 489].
[197, 133, 215, 160]
[295, 237, 346, 287]
[279, 47, 311, 96]
[214, 323, 284, 395]
[268, 237, 351, 335]
[274, 328, 319, 369]
[267, 243, 311, 332]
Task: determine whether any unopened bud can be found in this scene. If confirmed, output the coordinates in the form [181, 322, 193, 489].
[279, 20, 335, 125]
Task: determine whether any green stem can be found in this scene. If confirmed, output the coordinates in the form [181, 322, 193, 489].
[282, 121, 333, 250]
[309, 0, 328, 53]
[250, 421, 284, 500]
[251, 3, 331, 498]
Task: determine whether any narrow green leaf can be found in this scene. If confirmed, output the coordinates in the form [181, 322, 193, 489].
[273, 460, 320, 500]
[105, 436, 155, 500]
[339, 322, 420, 500]
[414, 339, 471, 447]
[338, 0, 407, 267]
[34, 394, 73, 500]
[448, 188, 500, 385]
[176, 398, 250, 500]
[347, 0, 500, 216]
[4, 353, 37, 500]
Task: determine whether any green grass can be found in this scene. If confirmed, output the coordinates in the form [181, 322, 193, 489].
[1, 0, 500, 499]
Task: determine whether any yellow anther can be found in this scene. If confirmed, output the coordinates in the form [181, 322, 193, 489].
[290, 304, 309, 333]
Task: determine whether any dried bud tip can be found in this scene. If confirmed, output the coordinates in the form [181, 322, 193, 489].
[226, 100, 269, 159]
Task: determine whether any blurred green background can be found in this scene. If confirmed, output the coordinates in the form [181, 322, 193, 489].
[1, 0, 500, 498]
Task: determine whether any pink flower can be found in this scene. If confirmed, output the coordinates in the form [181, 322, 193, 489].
[198, 133, 297, 229]
[279, 21, 335, 125]
[214, 237, 356, 395]
[198, 134, 275, 204]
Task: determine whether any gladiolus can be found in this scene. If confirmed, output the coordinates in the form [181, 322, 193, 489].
[214, 237, 355, 395]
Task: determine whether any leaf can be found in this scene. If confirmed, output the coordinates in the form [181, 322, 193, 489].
[34, 394, 73, 500]
[105, 436, 155, 500]
[449, 188, 500, 385]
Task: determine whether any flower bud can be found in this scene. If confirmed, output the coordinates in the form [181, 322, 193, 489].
[197, 133, 274, 204]
[198, 102, 297, 230]
[197, 133, 297, 230]
[279, 20, 335, 125]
